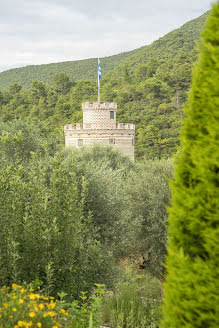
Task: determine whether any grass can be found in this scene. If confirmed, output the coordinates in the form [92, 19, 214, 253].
[101, 262, 162, 328]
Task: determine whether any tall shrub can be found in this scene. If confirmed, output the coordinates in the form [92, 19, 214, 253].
[163, 3, 219, 327]
[126, 159, 173, 281]
[0, 150, 114, 299]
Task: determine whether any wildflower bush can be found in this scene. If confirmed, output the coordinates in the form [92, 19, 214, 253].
[0, 283, 104, 328]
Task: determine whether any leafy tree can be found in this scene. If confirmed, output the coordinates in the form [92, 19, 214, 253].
[30, 80, 47, 106]
[0, 120, 60, 164]
[64, 145, 138, 257]
[0, 146, 115, 299]
[9, 83, 22, 95]
[163, 3, 219, 327]
[54, 72, 74, 95]
[126, 159, 173, 281]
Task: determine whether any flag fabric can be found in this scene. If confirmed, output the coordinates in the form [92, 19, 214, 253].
[98, 58, 101, 89]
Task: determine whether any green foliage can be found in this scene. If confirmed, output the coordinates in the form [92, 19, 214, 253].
[0, 117, 173, 294]
[101, 265, 162, 328]
[0, 138, 114, 300]
[0, 50, 138, 90]
[126, 159, 173, 280]
[53, 73, 75, 95]
[65, 284, 105, 328]
[0, 120, 61, 164]
[63, 145, 140, 257]
[163, 3, 219, 327]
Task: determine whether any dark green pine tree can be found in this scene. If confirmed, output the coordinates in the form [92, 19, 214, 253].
[162, 2, 219, 327]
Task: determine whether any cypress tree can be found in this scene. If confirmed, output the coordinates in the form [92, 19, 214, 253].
[162, 3, 219, 327]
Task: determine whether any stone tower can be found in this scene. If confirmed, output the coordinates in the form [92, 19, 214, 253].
[64, 102, 135, 160]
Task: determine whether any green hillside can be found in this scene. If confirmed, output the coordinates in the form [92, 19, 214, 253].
[0, 49, 138, 90]
[0, 12, 207, 90]
[108, 12, 208, 76]
[0, 11, 209, 159]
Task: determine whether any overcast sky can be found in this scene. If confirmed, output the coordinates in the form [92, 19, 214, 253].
[0, 0, 212, 72]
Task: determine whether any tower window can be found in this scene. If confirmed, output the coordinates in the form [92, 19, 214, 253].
[78, 139, 83, 146]
[110, 111, 114, 119]
[109, 138, 115, 144]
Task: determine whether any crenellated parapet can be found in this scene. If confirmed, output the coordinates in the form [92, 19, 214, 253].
[64, 123, 135, 131]
[82, 102, 117, 110]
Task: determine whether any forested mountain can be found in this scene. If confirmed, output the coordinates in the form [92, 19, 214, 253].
[0, 12, 207, 90]
[0, 49, 138, 90]
[0, 11, 209, 159]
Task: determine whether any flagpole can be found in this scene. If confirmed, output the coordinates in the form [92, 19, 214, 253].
[98, 58, 100, 104]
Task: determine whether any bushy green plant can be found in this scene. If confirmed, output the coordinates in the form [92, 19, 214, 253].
[0, 148, 114, 299]
[126, 159, 173, 280]
[63, 145, 139, 257]
[0, 120, 60, 165]
[163, 3, 219, 327]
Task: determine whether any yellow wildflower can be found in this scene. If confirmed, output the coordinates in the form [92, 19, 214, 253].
[47, 301, 56, 310]
[29, 312, 36, 318]
[34, 306, 39, 312]
[43, 311, 56, 317]
[12, 308, 17, 312]
[39, 304, 44, 310]
[36, 323, 42, 328]
[19, 299, 24, 304]
[3, 303, 9, 309]
[12, 283, 18, 290]
[9, 315, 13, 318]
[29, 293, 36, 300]
[60, 308, 69, 316]
[21, 288, 25, 295]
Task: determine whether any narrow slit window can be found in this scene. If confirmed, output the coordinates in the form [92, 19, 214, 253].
[78, 139, 83, 146]
[109, 138, 115, 144]
[110, 111, 114, 119]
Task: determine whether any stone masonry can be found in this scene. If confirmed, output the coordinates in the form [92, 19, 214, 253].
[64, 102, 135, 160]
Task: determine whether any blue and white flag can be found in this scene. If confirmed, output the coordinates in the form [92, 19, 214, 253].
[98, 58, 101, 89]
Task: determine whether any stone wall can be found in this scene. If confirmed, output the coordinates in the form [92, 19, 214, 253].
[65, 128, 135, 161]
[82, 102, 117, 124]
